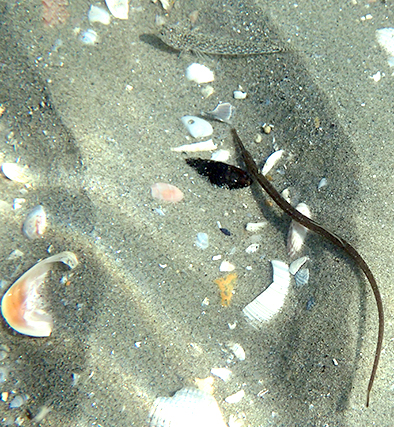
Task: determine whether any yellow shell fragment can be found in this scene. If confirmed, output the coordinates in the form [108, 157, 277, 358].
[214, 273, 237, 307]
[0, 252, 78, 337]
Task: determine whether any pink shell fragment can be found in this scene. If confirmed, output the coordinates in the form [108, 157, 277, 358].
[150, 183, 184, 203]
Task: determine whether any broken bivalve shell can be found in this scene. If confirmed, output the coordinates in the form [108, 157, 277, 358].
[243, 260, 290, 326]
[88, 5, 111, 25]
[22, 205, 47, 240]
[171, 139, 217, 152]
[0, 252, 78, 337]
[287, 203, 311, 257]
[147, 387, 227, 427]
[151, 183, 184, 203]
[262, 149, 284, 176]
[181, 116, 213, 139]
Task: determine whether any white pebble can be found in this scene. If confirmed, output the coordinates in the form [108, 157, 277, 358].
[225, 389, 245, 404]
[181, 116, 213, 139]
[219, 261, 235, 272]
[185, 63, 214, 84]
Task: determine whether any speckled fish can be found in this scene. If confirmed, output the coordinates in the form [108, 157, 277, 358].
[158, 25, 285, 56]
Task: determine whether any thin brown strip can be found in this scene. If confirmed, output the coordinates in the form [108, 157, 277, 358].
[231, 128, 383, 407]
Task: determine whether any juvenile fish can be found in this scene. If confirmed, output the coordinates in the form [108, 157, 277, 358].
[158, 25, 285, 56]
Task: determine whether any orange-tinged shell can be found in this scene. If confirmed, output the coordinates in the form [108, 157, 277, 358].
[1, 251, 78, 337]
[151, 183, 184, 203]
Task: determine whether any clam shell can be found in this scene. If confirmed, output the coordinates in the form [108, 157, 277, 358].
[22, 205, 47, 240]
[0, 252, 78, 337]
[243, 260, 290, 326]
[147, 387, 226, 427]
[105, 0, 128, 19]
[1, 163, 30, 184]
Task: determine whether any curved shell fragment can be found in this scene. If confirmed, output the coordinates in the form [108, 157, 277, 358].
[22, 205, 47, 240]
[0, 252, 78, 337]
[185, 63, 215, 84]
[287, 203, 311, 258]
[181, 116, 213, 139]
[105, 0, 128, 19]
[1, 163, 30, 184]
[262, 149, 284, 176]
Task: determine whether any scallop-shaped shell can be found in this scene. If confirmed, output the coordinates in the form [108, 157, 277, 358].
[0, 252, 78, 337]
[22, 205, 47, 240]
[181, 116, 213, 139]
[287, 203, 311, 258]
[147, 387, 226, 427]
[151, 183, 184, 203]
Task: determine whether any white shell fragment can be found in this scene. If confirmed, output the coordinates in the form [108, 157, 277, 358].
[225, 389, 245, 404]
[1, 163, 30, 184]
[262, 150, 284, 176]
[88, 5, 111, 25]
[287, 203, 311, 257]
[294, 268, 309, 287]
[243, 260, 290, 326]
[245, 222, 267, 232]
[245, 243, 260, 254]
[233, 90, 247, 100]
[289, 256, 308, 276]
[228, 342, 246, 361]
[195, 232, 209, 250]
[22, 205, 47, 240]
[317, 177, 327, 190]
[0, 252, 78, 337]
[147, 387, 227, 427]
[171, 139, 217, 152]
[105, 0, 129, 19]
[204, 103, 234, 124]
[211, 367, 232, 382]
[81, 29, 99, 45]
[219, 261, 235, 272]
[211, 149, 230, 162]
[185, 63, 215, 84]
[376, 28, 394, 64]
[181, 116, 213, 139]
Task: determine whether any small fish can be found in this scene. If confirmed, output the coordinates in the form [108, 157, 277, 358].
[185, 158, 252, 189]
[158, 25, 285, 56]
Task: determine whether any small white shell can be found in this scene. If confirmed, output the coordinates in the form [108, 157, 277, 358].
[171, 139, 216, 152]
[88, 5, 111, 25]
[148, 387, 226, 427]
[185, 63, 215, 84]
[289, 256, 308, 276]
[22, 205, 47, 240]
[205, 103, 234, 123]
[262, 149, 284, 176]
[219, 261, 235, 272]
[287, 203, 311, 258]
[243, 260, 290, 326]
[294, 268, 310, 287]
[210, 367, 232, 382]
[211, 149, 230, 162]
[105, 0, 128, 19]
[195, 232, 209, 250]
[225, 389, 245, 404]
[81, 29, 99, 45]
[1, 163, 30, 184]
[233, 90, 247, 99]
[228, 342, 246, 361]
[245, 222, 267, 232]
[245, 243, 260, 254]
[0, 252, 78, 337]
[376, 28, 394, 57]
[181, 116, 213, 139]
[317, 177, 327, 190]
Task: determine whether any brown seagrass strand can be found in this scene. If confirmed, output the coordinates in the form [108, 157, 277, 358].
[231, 128, 383, 407]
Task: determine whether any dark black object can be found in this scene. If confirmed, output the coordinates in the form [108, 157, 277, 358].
[219, 228, 231, 236]
[185, 158, 252, 189]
